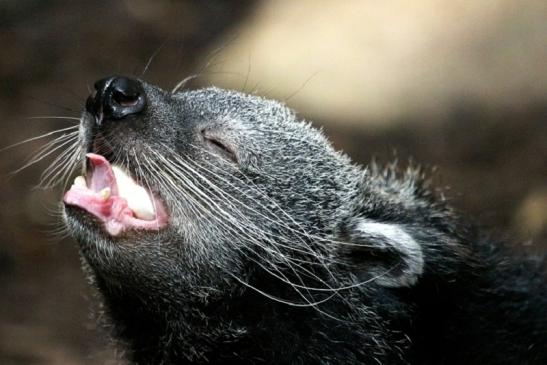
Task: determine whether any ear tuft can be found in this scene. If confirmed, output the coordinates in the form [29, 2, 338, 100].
[336, 218, 424, 287]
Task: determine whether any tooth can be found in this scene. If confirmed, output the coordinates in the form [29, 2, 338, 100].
[99, 187, 111, 200]
[74, 176, 87, 187]
[112, 166, 156, 220]
[129, 192, 156, 221]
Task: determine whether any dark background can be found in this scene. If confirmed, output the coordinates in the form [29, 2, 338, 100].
[1, 1, 545, 363]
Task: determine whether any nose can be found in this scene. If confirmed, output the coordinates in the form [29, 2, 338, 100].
[85, 76, 146, 123]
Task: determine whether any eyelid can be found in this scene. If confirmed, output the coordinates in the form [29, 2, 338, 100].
[201, 129, 237, 163]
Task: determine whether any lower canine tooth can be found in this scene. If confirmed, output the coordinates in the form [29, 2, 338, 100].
[100, 187, 111, 200]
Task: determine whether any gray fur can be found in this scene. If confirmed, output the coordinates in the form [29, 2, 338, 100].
[60, 80, 547, 364]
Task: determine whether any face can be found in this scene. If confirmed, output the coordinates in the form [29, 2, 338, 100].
[62, 76, 359, 302]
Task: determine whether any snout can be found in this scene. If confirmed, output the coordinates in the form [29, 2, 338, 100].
[85, 76, 146, 124]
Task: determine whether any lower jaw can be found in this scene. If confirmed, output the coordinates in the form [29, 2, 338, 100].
[63, 202, 168, 237]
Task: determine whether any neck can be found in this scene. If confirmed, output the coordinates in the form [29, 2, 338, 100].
[93, 272, 408, 364]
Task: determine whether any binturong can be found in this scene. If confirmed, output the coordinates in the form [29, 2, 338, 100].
[60, 76, 547, 364]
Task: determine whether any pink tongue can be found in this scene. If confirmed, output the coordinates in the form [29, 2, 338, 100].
[64, 153, 168, 236]
[87, 153, 118, 194]
[63, 154, 134, 235]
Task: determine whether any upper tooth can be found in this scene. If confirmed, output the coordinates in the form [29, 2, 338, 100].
[112, 166, 156, 221]
[74, 176, 87, 187]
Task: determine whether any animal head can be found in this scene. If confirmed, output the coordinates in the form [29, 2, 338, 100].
[63, 76, 429, 306]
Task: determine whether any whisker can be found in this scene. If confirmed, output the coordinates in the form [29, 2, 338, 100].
[11, 134, 79, 178]
[27, 116, 80, 122]
[0, 125, 79, 152]
[151, 145, 344, 300]
[141, 40, 168, 77]
[171, 75, 199, 94]
[37, 142, 82, 189]
[161, 143, 393, 296]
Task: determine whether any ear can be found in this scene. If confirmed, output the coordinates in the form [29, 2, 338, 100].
[335, 218, 424, 287]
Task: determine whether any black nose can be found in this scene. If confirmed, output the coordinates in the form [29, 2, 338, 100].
[85, 76, 146, 123]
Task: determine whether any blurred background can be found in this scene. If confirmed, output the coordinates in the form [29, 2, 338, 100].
[0, 1, 545, 363]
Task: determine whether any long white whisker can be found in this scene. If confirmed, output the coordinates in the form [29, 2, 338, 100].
[0, 125, 78, 152]
[11, 132, 79, 175]
[27, 116, 80, 121]
[38, 141, 78, 187]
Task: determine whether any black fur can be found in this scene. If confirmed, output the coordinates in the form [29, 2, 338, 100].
[62, 78, 547, 364]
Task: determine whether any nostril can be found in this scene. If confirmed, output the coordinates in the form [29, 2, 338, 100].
[112, 89, 139, 107]
[106, 77, 146, 119]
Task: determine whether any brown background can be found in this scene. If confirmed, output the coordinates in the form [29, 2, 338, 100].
[1, 1, 545, 363]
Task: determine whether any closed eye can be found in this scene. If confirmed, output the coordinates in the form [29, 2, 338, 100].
[201, 131, 237, 163]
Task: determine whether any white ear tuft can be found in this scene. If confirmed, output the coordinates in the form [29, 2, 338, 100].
[337, 219, 424, 287]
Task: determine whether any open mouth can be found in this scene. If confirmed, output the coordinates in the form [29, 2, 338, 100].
[63, 153, 168, 236]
